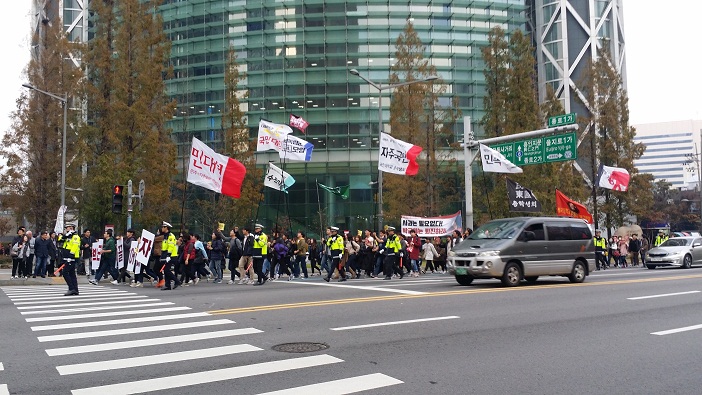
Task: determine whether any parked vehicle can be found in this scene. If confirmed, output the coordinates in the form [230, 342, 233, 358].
[447, 217, 595, 286]
[645, 236, 702, 269]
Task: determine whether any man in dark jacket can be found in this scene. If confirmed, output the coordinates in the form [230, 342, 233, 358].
[227, 229, 242, 284]
[629, 234, 641, 267]
[238, 228, 255, 284]
[120, 229, 136, 284]
[80, 229, 95, 277]
[33, 231, 55, 278]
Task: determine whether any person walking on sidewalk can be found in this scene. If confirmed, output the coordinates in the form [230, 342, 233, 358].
[58, 224, 81, 296]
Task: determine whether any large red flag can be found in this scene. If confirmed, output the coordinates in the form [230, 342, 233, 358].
[555, 189, 593, 224]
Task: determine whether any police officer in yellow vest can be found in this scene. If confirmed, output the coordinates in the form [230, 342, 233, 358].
[382, 226, 404, 280]
[654, 231, 668, 247]
[324, 226, 346, 282]
[58, 224, 81, 296]
[593, 230, 608, 270]
[159, 221, 181, 290]
[252, 223, 269, 286]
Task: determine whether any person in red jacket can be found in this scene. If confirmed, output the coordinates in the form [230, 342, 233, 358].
[408, 229, 422, 277]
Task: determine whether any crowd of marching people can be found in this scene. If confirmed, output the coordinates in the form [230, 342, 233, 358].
[8, 222, 475, 291]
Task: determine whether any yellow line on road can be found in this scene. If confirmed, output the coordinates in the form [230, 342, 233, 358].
[207, 274, 702, 315]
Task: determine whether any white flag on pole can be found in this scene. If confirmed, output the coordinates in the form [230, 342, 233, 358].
[264, 162, 296, 193]
[479, 144, 523, 174]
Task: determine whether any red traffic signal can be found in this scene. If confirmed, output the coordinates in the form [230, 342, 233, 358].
[113, 185, 123, 195]
[112, 185, 124, 214]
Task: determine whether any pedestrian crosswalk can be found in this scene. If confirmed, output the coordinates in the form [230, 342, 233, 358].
[1, 285, 403, 394]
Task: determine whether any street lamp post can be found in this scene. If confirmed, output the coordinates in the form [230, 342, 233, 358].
[348, 69, 438, 229]
[22, 84, 68, 210]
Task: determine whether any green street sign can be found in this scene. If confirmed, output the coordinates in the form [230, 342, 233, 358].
[548, 112, 577, 127]
[490, 132, 577, 166]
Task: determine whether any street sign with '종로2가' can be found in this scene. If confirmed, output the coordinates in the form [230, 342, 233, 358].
[489, 132, 577, 167]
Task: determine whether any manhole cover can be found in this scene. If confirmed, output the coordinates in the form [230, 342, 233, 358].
[272, 342, 330, 353]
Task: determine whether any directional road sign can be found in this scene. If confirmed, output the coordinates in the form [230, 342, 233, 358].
[491, 132, 577, 166]
[548, 113, 576, 127]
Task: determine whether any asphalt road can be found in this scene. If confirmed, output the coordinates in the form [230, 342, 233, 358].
[2, 267, 702, 394]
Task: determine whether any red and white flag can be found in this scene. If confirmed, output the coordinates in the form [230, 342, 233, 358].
[598, 164, 630, 191]
[187, 137, 246, 198]
[289, 114, 309, 134]
[378, 132, 423, 176]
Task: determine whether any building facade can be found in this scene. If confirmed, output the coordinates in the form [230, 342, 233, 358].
[160, 0, 528, 232]
[633, 120, 702, 190]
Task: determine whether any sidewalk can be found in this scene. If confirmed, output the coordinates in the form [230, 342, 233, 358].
[0, 268, 72, 287]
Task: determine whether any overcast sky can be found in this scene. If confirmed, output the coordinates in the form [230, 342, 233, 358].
[1, 1, 700, 136]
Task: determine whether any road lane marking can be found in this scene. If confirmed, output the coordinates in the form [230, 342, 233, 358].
[0, 384, 8, 395]
[256, 373, 403, 394]
[38, 319, 234, 342]
[21, 302, 173, 315]
[13, 293, 140, 305]
[627, 291, 700, 300]
[71, 354, 343, 395]
[46, 328, 263, 356]
[30, 312, 211, 331]
[17, 297, 150, 310]
[57, 344, 262, 375]
[209, 273, 702, 315]
[331, 316, 460, 331]
[0, 362, 3, 370]
[26, 306, 191, 322]
[283, 280, 426, 295]
[652, 324, 702, 336]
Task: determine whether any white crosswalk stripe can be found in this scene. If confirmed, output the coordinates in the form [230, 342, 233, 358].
[57, 344, 262, 375]
[30, 312, 211, 331]
[45, 328, 263, 356]
[25, 306, 191, 322]
[256, 373, 404, 395]
[21, 301, 174, 315]
[2, 286, 403, 394]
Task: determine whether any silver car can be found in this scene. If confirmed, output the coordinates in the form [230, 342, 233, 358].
[646, 237, 702, 269]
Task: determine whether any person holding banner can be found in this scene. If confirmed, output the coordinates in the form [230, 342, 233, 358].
[159, 222, 182, 290]
[58, 224, 81, 296]
[90, 229, 118, 285]
[80, 229, 95, 278]
[120, 229, 136, 284]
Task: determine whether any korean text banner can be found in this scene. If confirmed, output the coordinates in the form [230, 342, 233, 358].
[264, 162, 296, 193]
[378, 132, 423, 175]
[479, 144, 523, 174]
[555, 189, 593, 224]
[401, 211, 462, 237]
[257, 119, 292, 152]
[280, 134, 314, 162]
[289, 114, 309, 133]
[187, 137, 246, 198]
[506, 178, 542, 213]
[136, 229, 155, 267]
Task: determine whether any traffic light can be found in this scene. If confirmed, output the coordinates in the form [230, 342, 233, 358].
[112, 185, 124, 214]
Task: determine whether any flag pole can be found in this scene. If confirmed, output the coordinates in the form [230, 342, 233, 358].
[316, 179, 323, 240]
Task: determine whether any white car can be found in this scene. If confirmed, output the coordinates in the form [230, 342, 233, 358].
[645, 237, 702, 269]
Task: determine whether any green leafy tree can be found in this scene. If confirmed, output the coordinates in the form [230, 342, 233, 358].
[578, 52, 653, 230]
[0, 18, 82, 231]
[190, 47, 262, 232]
[80, 0, 177, 232]
[383, 22, 461, 223]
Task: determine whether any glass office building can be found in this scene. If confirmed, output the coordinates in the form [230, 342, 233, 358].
[160, 0, 527, 232]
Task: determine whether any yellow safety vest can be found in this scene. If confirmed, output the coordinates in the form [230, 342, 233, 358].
[161, 232, 178, 257]
[326, 234, 344, 257]
[385, 234, 401, 254]
[60, 234, 81, 259]
[253, 232, 268, 257]
[593, 236, 607, 250]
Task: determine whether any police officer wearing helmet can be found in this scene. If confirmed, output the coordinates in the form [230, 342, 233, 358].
[324, 226, 346, 282]
[593, 230, 608, 270]
[159, 221, 181, 290]
[58, 224, 81, 296]
[382, 226, 403, 280]
[252, 224, 269, 285]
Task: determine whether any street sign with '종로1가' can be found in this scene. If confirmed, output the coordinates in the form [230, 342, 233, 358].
[548, 112, 576, 127]
[489, 132, 577, 167]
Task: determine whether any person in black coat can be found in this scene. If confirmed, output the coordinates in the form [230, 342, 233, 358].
[33, 231, 56, 278]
